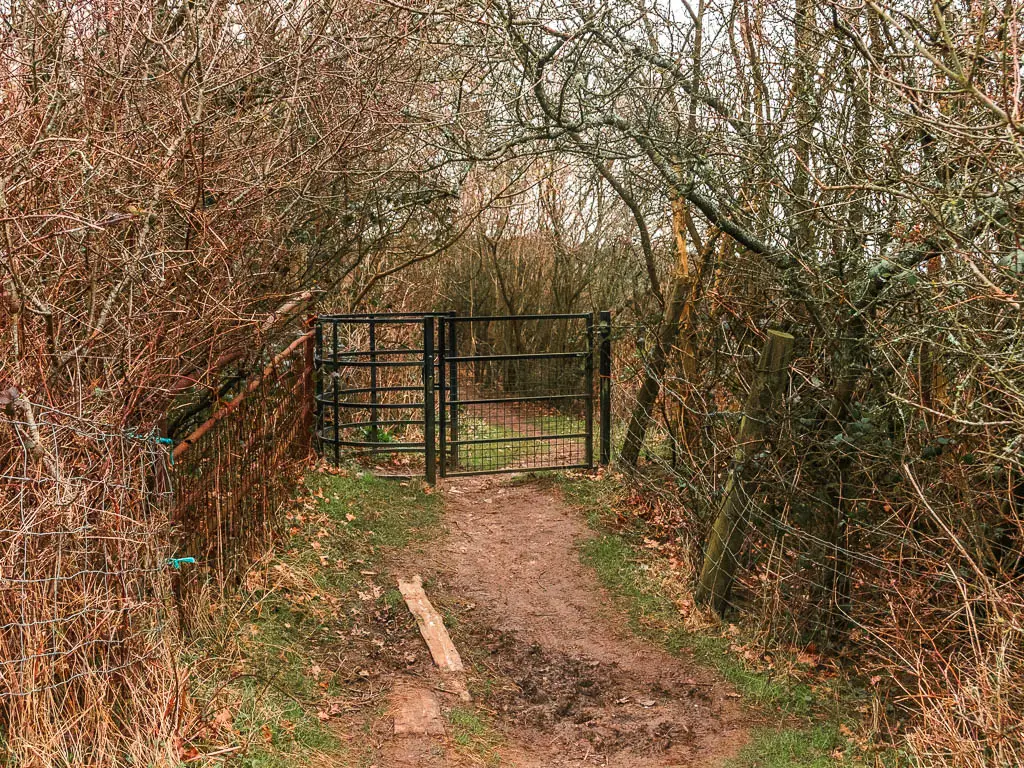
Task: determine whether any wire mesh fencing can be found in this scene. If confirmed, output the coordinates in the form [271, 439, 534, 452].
[441, 314, 599, 475]
[0, 400, 179, 766]
[0, 325, 317, 763]
[171, 328, 315, 607]
[606, 316, 1024, 764]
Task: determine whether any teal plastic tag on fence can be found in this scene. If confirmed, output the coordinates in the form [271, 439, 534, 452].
[167, 557, 196, 570]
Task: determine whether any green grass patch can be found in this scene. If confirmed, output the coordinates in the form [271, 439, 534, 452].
[560, 474, 851, 768]
[454, 411, 586, 473]
[524, 413, 585, 435]
[446, 706, 504, 766]
[455, 415, 525, 472]
[726, 725, 844, 768]
[188, 469, 441, 768]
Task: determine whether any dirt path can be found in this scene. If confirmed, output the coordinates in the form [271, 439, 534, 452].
[381, 475, 750, 767]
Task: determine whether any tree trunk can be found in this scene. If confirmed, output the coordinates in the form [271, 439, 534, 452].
[619, 274, 692, 469]
[695, 330, 795, 614]
[620, 200, 693, 469]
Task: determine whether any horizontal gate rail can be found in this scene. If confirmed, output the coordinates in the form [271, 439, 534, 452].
[328, 385, 422, 396]
[333, 418, 428, 429]
[451, 393, 588, 407]
[319, 348, 433, 358]
[447, 432, 589, 446]
[446, 312, 592, 321]
[315, 400, 428, 411]
[316, 359, 424, 368]
[330, 441, 431, 452]
[439, 463, 595, 479]
[318, 312, 449, 321]
[443, 351, 587, 363]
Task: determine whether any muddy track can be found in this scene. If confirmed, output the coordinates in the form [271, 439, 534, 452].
[383, 475, 750, 767]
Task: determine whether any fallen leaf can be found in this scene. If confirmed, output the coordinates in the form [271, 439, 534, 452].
[213, 708, 234, 730]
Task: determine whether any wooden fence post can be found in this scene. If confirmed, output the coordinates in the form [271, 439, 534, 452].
[695, 329, 794, 614]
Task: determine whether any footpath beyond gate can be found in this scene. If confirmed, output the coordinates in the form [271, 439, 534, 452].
[314, 312, 612, 481]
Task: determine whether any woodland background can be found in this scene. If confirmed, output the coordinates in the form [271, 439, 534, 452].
[2, 0, 1023, 765]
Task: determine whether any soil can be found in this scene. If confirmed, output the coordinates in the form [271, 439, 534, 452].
[371, 474, 751, 767]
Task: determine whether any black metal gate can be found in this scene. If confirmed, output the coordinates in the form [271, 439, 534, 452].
[438, 313, 612, 477]
[314, 313, 445, 475]
[314, 312, 611, 481]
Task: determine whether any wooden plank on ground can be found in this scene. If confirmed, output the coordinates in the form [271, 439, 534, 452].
[398, 575, 464, 672]
[391, 684, 445, 736]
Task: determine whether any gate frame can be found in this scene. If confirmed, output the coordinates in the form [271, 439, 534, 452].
[313, 311, 612, 482]
[435, 312, 612, 479]
[314, 313, 449, 471]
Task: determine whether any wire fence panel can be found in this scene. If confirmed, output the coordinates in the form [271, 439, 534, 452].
[0, 403, 179, 764]
[1, 327, 315, 763]
[606, 317, 1024, 761]
[172, 330, 314, 603]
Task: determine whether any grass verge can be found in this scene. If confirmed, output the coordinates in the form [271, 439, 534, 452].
[559, 473, 853, 768]
[456, 416, 521, 472]
[185, 467, 441, 767]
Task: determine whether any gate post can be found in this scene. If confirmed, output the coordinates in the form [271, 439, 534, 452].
[302, 321, 316, 458]
[423, 317, 437, 484]
[437, 316, 447, 478]
[598, 311, 612, 466]
[585, 314, 595, 468]
[331, 319, 341, 465]
[314, 319, 324, 457]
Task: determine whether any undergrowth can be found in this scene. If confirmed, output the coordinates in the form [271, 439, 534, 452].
[184, 467, 441, 767]
[558, 473, 866, 768]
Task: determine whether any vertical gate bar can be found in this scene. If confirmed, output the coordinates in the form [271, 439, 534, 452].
[369, 318, 378, 441]
[448, 313, 459, 471]
[314, 319, 323, 456]
[437, 315, 447, 478]
[584, 314, 595, 468]
[599, 310, 612, 466]
[332, 319, 340, 465]
[423, 317, 437, 484]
